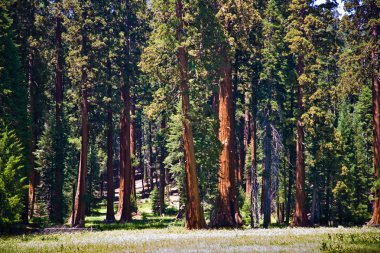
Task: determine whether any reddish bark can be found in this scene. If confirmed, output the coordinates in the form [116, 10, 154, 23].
[292, 56, 308, 227]
[369, 25, 380, 225]
[72, 87, 89, 227]
[117, 86, 132, 222]
[176, 0, 206, 229]
[211, 50, 242, 227]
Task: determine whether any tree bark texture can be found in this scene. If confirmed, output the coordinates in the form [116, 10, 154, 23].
[176, 0, 206, 229]
[292, 56, 308, 227]
[211, 50, 242, 227]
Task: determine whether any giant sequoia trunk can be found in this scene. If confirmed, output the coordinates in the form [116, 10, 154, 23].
[51, 12, 64, 224]
[211, 51, 242, 228]
[117, 86, 132, 222]
[176, 0, 206, 229]
[369, 25, 380, 225]
[72, 87, 89, 227]
[292, 56, 308, 227]
[116, 0, 132, 222]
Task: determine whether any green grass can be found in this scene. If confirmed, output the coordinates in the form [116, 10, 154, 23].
[1, 200, 379, 252]
[1, 227, 379, 252]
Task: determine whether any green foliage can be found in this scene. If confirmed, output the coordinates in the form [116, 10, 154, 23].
[150, 187, 160, 215]
[0, 123, 26, 230]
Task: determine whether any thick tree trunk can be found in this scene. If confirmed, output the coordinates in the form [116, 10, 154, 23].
[105, 73, 115, 222]
[72, 87, 89, 227]
[211, 50, 242, 228]
[263, 104, 271, 228]
[369, 25, 380, 225]
[292, 56, 308, 227]
[176, 0, 206, 229]
[117, 86, 132, 222]
[51, 13, 64, 224]
[117, 0, 132, 222]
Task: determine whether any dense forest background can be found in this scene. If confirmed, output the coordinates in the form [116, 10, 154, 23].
[0, 0, 379, 232]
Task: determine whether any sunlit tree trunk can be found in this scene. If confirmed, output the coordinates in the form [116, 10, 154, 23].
[211, 49, 242, 227]
[176, 0, 206, 229]
[250, 103, 260, 228]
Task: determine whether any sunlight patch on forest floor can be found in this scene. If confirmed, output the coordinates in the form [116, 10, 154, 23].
[1, 227, 379, 252]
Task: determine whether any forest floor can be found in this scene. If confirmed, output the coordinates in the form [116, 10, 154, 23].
[1, 197, 380, 253]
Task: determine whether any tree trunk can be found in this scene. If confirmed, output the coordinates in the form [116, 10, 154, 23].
[51, 12, 64, 224]
[286, 144, 295, 224]
[130, 101, 136, 200]
[27, 46, 37, 221]
[105, 68, 115, 222]
[72, 87, 89, 227]
[176, 0, 206, 229]
[158, 118, 166, 216]
[243, 93, 250, 191]
[292, 56, 308, 227]
[211, 49, 242, 227]
[263, 104, 272, 228]
[117, 86, 132, 222]
[245, 94, 252, 199]
[117, 0, 132, 222]
[369, 25, 380, 225]
[250, 108, 260, 228]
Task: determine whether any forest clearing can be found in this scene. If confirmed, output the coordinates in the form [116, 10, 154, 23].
[1, 197, 380, 253]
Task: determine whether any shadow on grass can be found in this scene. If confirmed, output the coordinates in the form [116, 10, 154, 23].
[86, 213, 184, 231]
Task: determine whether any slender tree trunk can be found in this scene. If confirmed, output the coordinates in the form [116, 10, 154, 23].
[369, 25, 380, 225]
[292, 56, 308, 227]
[250, 107, 260, 228]
[243, 93, 250, 190]
[27, 46, 37, 221]
[286, 144, 295, 224]
[263, 103, 272, 228]
[51, 12, 64, 224]
[211, 48, 242, 227]
[245, 95, 252, 199]
[130, 101, 136, 200]
[176, 0, 206, 229]
[158, 118, 166, 216]
[105, 64, 115, 222]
